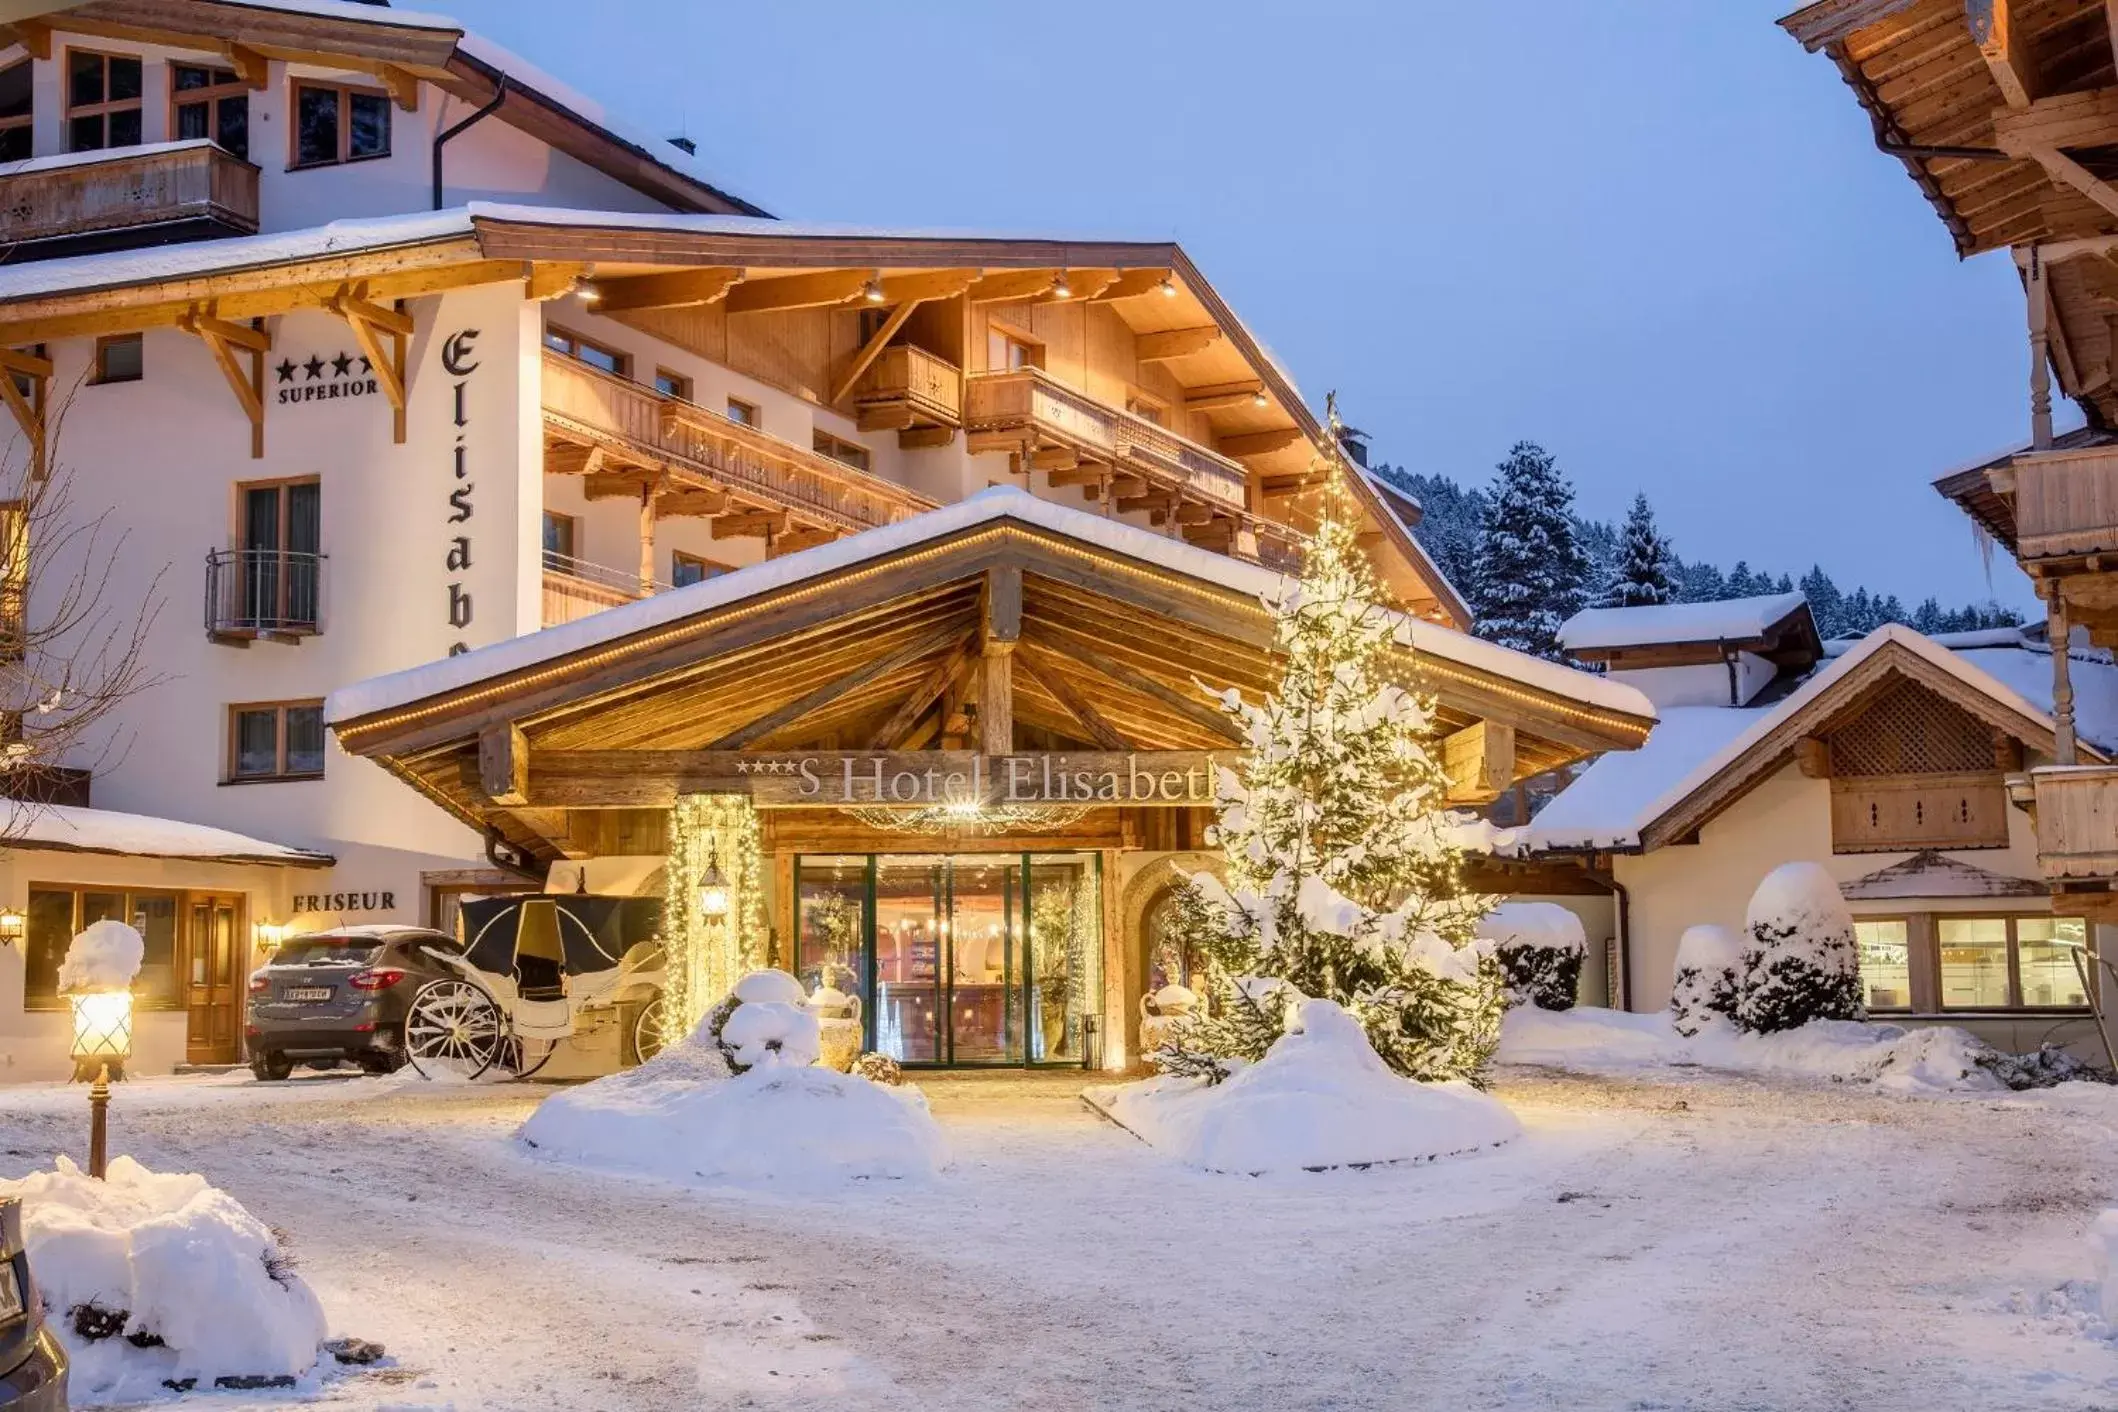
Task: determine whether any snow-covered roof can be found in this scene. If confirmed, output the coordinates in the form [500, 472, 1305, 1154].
[1558, 592, 1809, 652]
[4, 804, 333, 867]
[1523, 624, 2111, 852]
[0, 138, 219, 179]
[328, 485, 1655, 727]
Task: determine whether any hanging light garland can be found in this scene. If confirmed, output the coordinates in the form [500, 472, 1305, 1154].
[662, 794, 765, 1032]
[840, 801, 1095, 836]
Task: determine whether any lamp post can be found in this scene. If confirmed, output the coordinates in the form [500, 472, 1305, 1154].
[0, 909, 23, 948]
[697, 839, 730, 924]
[67, 986, 133, 1180]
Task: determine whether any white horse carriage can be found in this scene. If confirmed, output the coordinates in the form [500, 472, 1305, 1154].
[404, 893, 669, 1079]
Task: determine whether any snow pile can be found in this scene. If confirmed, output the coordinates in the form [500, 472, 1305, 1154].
[55, 919, 144, 993]
[1498, 1005, 2012, 1095]
[1669, 924, 1742, 1036]
[1737, 862, 1862, 1033]
[2090, 1211, 2118, 1326]
[1478, 902, 1586, 1011]
[0, 1156, 328, 1401]
[519, 1013, 945, 1186]
[1090, 998, 1520, 1175]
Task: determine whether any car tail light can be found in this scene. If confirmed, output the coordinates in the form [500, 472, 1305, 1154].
[245, 1025, 260, 1038]
[347, 968, 406, 992]
[247, 975, 270, 994]
[353, 1022, 376, 1033]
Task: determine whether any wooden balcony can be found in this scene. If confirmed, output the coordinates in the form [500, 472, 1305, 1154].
[1999, 444, 2118, 562]
[2031, 765, 2118, 882]
[541, 553, 653, 629]
[0, 141, 259, 258]
[541, 351, 935, 537]
[963, 367, 1249, 512]
[853, 345, 962, 440]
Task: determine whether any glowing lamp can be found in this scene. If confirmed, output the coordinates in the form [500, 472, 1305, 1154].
[1157, 275, 1178, 299]
[0, 909, 23, 946]
[697, 840, 731, 922]
[69, 989, 133, 1068]
[861, 275, 886, 304]
[253, 921, 285, 952]
[1251, 387, 1269, 408]
[1051, 269, 1071, 300]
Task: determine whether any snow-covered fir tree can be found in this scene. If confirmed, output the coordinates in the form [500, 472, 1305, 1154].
[1734, 862, 1864, 1034]
[1597, 493, 1677, 608]
[1152, 400, 1505, 1085]
[1467, 442, 1592, 661]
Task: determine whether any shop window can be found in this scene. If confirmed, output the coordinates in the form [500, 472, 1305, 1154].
[1938, 914, 2089, 1010]
[671, 550, 730, 588]
[66, 50, 143, 152]
[543, 326, 630, 378]
[986, 324, 1041, 372]
[653, 368, 692, 401]
[1853, 918, 1911, 1011]
[23, 884, 181, 1010]
[228, 701, 325, 782]
[812, 429, 870, 472]
[795, 855, 869, 1000]
[0, 59, 32, 161]
[291, 81, 390, 168]
[93, 334, 143, 385]
[541, 510, 578, 570]
[171, 63, 250, 160]
[725, 396, 758, 428]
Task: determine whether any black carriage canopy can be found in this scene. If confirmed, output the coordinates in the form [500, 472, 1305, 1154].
[456, 895, 665, 976]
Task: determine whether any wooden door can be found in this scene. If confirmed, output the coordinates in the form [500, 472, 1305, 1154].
[184, 893, 244, 1065]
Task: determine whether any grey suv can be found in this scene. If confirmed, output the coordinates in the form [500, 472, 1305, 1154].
[0, 1198, 66, 1409]
[246, 927, 464, 1080]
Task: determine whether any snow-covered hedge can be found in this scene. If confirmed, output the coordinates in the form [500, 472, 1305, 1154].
[1669, 924, 1742, 1037]
[1091, 997, 1519, 1174]
[1478, 903, 1586, 1011]
[1735, 863, 1863, 1034]
[0, 1156, 328, 1401]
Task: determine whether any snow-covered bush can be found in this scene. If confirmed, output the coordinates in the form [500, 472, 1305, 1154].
[1735, 863, 1863, 1034]
[1669, 924, 1742, 1037]
[851, 1052, 902, 1086]
[1479, 903, 1586, 1011]
[57, 919, 144, 993]
[1978, 1042, 2114, 1090]
[0, 1156, 328, 1401]
[701, 969, 816, 1073]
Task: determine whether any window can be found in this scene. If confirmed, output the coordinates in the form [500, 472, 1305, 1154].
[291, 81, 390, 168]
[543, 327, 630, 378]
[1938, 914, 2090, 1010]
[237, 479, 320, 630]
[0, 503, 25, 661]
[0, 59, 31, 161]
[1126, 389, 1167, 427]
[93, 334, 143, 385]
[66, 50, 143, 152]
[672, 550, 730, 588]
[813, 429, 870, 472]
[653, 368, 692, 401]
[541, 510, 577, 569]
[724, 397, 758, 427]
[228, 702, 325, 782]
[1853, 919, 1911, 1011]
[24, 885, 182, 1010]
[171, 64, 250, 160]
[987, 324, 1041, 371]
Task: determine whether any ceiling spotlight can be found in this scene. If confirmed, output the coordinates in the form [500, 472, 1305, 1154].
[1051, 269, 1072, 299]
[572, 275, 600, 305]
[1251, 387, 1270, 408]
[862, 275, 886, 303]
[1158, 274, 1178, 298]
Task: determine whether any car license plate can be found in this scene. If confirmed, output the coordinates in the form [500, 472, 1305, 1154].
[285, 987, 333, 1002]
[0, 1262, 22, 1323]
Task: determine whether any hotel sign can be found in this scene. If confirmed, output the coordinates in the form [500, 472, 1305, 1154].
[676, 751, 1231, 808]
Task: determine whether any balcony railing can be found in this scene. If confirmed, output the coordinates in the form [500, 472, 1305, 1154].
[541, 352, 936, 535]
[963, 367, 1249, 511]
[0, 141, 260, 255]
[2001, 445, 2118, 561]
[854, 345, 962, 432]
[205, 549, 324, 642]
[2031, 764, 2118, 882]
[540, 551, 666, 629]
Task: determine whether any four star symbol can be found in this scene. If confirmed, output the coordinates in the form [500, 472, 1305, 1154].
[302, 354, 326, 381]
[733, 759, 799, 775]
[275, 358, 296, 384]
[330, 351, 354, 377]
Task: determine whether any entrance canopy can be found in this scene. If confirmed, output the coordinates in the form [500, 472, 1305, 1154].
[328, 487, 1654, 865]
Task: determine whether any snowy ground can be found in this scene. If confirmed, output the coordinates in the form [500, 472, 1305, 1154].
[4, 1063, 2118, 1411]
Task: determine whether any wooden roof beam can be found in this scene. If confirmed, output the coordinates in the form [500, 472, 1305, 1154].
[1221, 428, 1307, 459]
[1968, 0, 2038, 109]
[1186, 382, 1269, 412]
[711, 622, 966, 750]
[867, 633, 976, 749]
[4, 20, 48, 60]
[222, 42, 270, 90]
[1993, 89, 2118, 155]
[876, 268, 982, 304]
[1019, 647, 1131, 751]
[967, 269, 1060, 303]
[1135, 326, 1221, 363]
[723, 269, 873, 315]
[326, 282, 411, 443]
[586, 266, 744, 313]
[712, 509, 789, 539]
[830, 297, 922, 406]
[1091, 268, 1176, 302]
[178, 307, 269, 459]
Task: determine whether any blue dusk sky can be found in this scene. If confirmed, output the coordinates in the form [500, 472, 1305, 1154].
[441, 0, 2042, 613]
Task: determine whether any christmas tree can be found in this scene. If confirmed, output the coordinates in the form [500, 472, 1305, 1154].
[1468, 442, 1592, 661]
[1598, 493, 1677, 608]
[1152, 399, 1505, 1085]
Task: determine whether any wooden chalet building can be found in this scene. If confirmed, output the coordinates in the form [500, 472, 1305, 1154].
[1783, 0, 2118, 928]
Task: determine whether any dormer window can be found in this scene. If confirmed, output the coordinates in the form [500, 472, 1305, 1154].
[0, 60, 30, 161]
[172, 64, 250, 161]
[292, 81, 391, 169]
[67, 50, 143, 152]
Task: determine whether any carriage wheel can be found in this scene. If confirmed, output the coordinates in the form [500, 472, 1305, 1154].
[632, 994, 671, 1066]
[404, 979, 502, 1080]
[508, 1034, 558, 1080]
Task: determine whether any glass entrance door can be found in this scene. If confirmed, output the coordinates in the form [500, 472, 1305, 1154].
[795, 853, 1101, 1068]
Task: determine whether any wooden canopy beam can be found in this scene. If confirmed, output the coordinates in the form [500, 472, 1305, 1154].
[5, 20, 49, 60]
[1992, 88, 2118, 155]
[1091, 268, 1174, 302]
[1135, 326, 1222, 363]
[178, 308, 269, 459]
[587, 266, 745, 313]
[1442, 720, 1514, 804]
[867, 633, 976, 749]
[326, 283, 411, 443]
[375, 63, 420, 112]
[711, 623, 965, 750]
[712, 510, 789, 540]
[1968, 0, 2037, 108]
[1186, 382, 1268, 412]
[479, 723, 530, 807]
[1222, 428, 1307, 459]
[831, 299, 922, 406]
[1034, 269, 1120, 304]
[876, 268, 982, 304]
[2029, 147, 2118, 223]
[1019, 648, 1130, 750]
[1021, 624, 1243, 744]
[222, 42, 270, 90]
[0, 363, 41, 483]
[724, 269, 873, 315]
[967, 269, 1060, 303]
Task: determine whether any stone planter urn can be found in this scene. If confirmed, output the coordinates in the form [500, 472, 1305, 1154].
[1138, 983, 1201, 1058]
[809, 985, 864, 1072]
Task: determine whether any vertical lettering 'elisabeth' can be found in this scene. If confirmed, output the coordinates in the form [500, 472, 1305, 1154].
[442, 327, 481, 656]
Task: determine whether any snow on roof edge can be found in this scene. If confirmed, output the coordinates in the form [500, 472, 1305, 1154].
[327, 487, 1654, 729]
[1558, 592, 1809, 652]
[5, 804, 333, 867]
